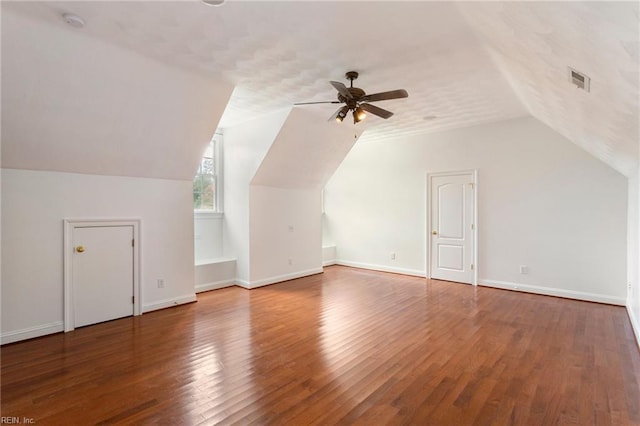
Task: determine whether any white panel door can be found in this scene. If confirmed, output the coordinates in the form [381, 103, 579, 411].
[73, 226, 134, 327]
[430, 173, 475, 284]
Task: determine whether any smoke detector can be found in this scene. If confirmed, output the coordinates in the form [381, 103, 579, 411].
[568, 67, 590, 92]
[62, 13, 85, 28]
[201, 0, 226, 6]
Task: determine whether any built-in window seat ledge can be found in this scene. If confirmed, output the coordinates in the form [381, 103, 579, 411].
[195, 257, 237, 293]
[195, 257, 236, 267]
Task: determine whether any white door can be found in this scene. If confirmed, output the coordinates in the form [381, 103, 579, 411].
[73, 226, 134, 327]
[429, 172, 475, 284]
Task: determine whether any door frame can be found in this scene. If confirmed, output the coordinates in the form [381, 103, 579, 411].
[426, 170, 478, 285]
[63, 218, 142, 332]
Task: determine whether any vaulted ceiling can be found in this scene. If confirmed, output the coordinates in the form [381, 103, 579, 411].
[2, 1, 638, 177]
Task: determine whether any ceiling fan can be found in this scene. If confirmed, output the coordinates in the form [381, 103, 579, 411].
[294, 71, 408, 124]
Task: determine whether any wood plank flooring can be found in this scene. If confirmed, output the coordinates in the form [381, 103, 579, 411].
[2, 265, 640, 425]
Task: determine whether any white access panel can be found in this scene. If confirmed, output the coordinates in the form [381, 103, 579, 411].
[72, 225, 134, 328]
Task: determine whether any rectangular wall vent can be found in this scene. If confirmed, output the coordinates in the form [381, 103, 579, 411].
[568, 67, 590, 92]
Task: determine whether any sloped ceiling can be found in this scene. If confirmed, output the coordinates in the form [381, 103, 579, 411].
[2, 1, 638, 177]
[457, 1, 639, 176]
[252, 108, 363, 190]
[1, 7, 233, 180]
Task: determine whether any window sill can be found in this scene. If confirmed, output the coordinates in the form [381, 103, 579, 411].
[194, 210, 224, 219]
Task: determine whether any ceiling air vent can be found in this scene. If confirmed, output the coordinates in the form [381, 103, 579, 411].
[568, 67, 590, 92]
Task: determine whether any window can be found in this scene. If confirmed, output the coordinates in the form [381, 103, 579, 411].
[193, 132, 222, 211]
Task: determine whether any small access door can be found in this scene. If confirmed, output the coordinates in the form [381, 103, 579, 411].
[429, 171, 476, 284]
[72, 225, 134, 327]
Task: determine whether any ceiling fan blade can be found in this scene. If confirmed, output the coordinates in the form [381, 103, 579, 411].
[360, 103, 394, 119]
[294, 101, 341, 105]
[360, 89, 408, 103]
[330, 81, 353, 100]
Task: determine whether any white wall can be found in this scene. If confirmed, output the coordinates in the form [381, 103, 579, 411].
[223, 107, 358, 287]
[1, 169, 196, 343]
[242, 107, 359, 287]
[325, 116, 628, 304]
[222, 110, 291, 284]
[249, 186, 322, 286]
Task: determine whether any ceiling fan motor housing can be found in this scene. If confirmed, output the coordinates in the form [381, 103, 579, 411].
[338, 87, 366, 107]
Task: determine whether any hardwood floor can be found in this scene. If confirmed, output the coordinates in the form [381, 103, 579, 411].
[2, 265, 639, 425]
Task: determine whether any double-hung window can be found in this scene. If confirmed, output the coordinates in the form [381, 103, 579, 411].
[193, 132, 222, 212]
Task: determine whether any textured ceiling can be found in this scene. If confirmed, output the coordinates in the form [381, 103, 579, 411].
[458, 1, 640, 176]
[3, 1, 639, 176]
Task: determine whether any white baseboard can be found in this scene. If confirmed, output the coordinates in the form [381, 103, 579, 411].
[335, 260, 426, 278]
[627, 305, 640, 350]
[1, 321, 64, 345]
[479, 279, 626, 306]
[196, 279, 236, 293]
[235, 279, 251, 289]
[246, 268, 324, 289]
[142, 293, 197, 313]
[322, 246, 337, 266]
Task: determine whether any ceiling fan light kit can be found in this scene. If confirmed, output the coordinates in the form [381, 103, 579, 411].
[335, 106, 350, 123]
[295, 71, 408, 124]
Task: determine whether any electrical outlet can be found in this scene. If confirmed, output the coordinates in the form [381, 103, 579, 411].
[288, 258, 293, 265]
[157, 279, 165, 289]
[519, 265, 529, 274]
[390, 252, 396, 260]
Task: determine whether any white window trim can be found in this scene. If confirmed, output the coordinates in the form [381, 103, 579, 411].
[194, 130, 224, 213]
[215, 131, 224, 213]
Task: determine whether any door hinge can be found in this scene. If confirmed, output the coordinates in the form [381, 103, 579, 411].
[132, 239, 135, 247]
[471, 223, 475, 230]
[132, 296, 135, 304]
[471, 264, 474, 270]
[469, 183, 474, 189]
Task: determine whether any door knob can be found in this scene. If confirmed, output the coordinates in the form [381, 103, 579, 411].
[432, 231, 438, 235]
[76, 246, 85, 253]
